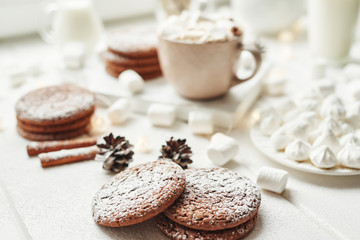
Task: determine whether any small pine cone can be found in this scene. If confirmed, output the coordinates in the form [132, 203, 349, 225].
[159, 137, 193, 169]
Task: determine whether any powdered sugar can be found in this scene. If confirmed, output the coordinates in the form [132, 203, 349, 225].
[92, 160, 185, 227]
[39, 146, 99, 162]
[165, 168, 261, 231]
[16, 84, 95, 122]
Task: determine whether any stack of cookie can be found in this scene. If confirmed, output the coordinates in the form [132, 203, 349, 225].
[92, 162, 261, 240]
[104, 28, 162, 80]
[16, 84, 95, 141]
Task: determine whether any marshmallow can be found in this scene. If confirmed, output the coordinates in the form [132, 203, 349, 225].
[147, 103, 176, 127]
[62, 42, 86, 69]
[188, 111, 213, 134]
[256, 167, 288, 194]
[264, 77, 286, 96]
[118, 70, 144, 94]
[107, 99, 132, 125]
[207, 133, 239, 166]
[310, 60, 326, 80]
[310, 146, 337, 169]
[8, 67, 28, 88]
[285, 139, 311, 161]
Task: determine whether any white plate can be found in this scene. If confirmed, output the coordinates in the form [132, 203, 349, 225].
[250, 125, 360, 176]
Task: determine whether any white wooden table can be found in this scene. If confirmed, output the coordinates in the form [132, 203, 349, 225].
[1, 17, 360, 240]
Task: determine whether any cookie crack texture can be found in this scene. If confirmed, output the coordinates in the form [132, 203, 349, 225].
[164, 168, 261, 231]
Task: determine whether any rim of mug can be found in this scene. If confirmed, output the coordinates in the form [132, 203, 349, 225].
[158, 35, 242, 45]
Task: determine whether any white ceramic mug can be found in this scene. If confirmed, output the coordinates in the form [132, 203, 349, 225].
[38, 0, 103, 54]
[307, 0, 360, 62]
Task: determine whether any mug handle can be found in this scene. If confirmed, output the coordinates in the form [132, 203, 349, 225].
[38, 1, 58, 44]
[230, 43, 263, 87]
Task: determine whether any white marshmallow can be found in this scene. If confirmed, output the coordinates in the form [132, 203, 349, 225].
[107, 99, 132, 125]
[310, 146, 337, 169]
[256, 167, 288, 194]
[207, 133, 239, 166]
[188, 111, 213, 134]
[62, 42, 86, 69]
[147, 103, 176, 127]
[271, 127, 291, 150]
[285, 139, 311, 161]
[118, 70, 144, 94]
[264, 77, 286, 96]
[310, 60, 326, 80]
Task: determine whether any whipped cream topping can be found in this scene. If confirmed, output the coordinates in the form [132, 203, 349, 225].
[312, 128, 341, 154]
[285, 139, 311, 161]
[159, 11, 242, 43]
[310, 146, 337, 169]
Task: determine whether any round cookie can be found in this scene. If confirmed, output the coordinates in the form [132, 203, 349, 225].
[16, 84, 95, 126]
[156, 214, 257, 240]
[105, 64, 162, 80]
[92, 160, 186, 227]
[17, 124, 90, 141]
[103, 51, 159, 67]
[106, 61, 161, 75]
[164, 168, 261, 231]
[107, 28, 158, 58]
[17, 112, 93, 133]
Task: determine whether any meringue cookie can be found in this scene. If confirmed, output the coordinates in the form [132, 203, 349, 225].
[264, 77, 286, 96]
[320, 94, 346, 120]
[298, 99, 319, 112]
[308, 129, 321, 144]
[346, 102, 360, 129]
[309, 146, 337, 168]
[337, 143, 360, 169]
[286, 121, 310, 140]
[312, 128, 341, 154]
[283, 109, 301, 123]
[260, 114, 281, 136]
[340, 133, 360, 147]
[340, 122, 354, 136]
[298, 111, 318, 130]
[301, 88, 322, 101]
[259, 106, 279, 120]
[271, 127, 291, 150]
[320, 117, 342, 136]
[285, 139, 311, 161]
[277, 98, 296, 115]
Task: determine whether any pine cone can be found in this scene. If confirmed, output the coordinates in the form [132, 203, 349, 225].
[96, 133, 134, 173]
[159, 137, 193, 169]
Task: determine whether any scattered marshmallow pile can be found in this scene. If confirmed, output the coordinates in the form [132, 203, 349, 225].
[159, 11, 242, 43]
[259, 78, 360, 169]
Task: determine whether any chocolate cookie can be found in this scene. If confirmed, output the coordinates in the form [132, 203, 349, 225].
[17, 124, 90, 141]
[107, 28, 158, 58]
[105, 64, 162, 80]
[92, 160, 186, 227]
[164, 168, 261, 231]
[17, 113, 92, 133]
[16, 84, 95, 126]
[157, 213, 257, 240]
[103, 51, 159, 67]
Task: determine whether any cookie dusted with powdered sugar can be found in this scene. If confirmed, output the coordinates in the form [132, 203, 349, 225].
[164, 168, 261, 231]
[156, 213, 257, 240]
[92, 160, 186, 227]
[15, 84, 95, 126]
